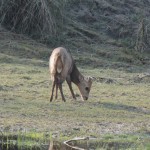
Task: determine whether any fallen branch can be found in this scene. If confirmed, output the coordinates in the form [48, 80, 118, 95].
[63, 137, 89, 150]
[48, 140, 53, 150]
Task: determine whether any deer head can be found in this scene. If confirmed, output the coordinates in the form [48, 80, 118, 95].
[78, 76, 93, 100]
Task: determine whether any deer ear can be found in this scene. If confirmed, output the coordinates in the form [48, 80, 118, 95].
[87, 76, 93, 81]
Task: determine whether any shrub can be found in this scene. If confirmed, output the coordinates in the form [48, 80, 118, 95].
[0, 0, 66, 42]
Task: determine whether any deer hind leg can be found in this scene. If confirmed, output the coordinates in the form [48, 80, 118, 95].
[50, 80, 56, 102]
[66, 76, 76, 100]
[58, 83, 66, 102]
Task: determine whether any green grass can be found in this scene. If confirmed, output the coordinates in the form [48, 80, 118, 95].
[0, 51, 150, 149]
[1, 1, 150, 149]
[1, 131, 150, 149]
[0, 33, 150, 149]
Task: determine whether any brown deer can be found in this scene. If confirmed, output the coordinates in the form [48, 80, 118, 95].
[49, 47, 92, 102]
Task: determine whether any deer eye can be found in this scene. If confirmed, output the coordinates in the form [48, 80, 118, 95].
[85, 87, 89, 91]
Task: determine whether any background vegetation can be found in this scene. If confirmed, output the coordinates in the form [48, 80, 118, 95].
[0, 0, 150, 50]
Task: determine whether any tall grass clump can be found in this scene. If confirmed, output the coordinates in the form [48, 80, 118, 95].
[0, 0, 67, 43]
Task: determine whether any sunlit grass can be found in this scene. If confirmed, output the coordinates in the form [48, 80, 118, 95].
[0, 57, 150, 133]
[0, 51, 150, 149]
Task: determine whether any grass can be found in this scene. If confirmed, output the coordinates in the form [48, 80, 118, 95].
[0, 26, 150, 150]
[0, 131, 150, 149]
[0, 131, 51, 150]
[1, 1, 150, 149]
[0, 48, 150, 149]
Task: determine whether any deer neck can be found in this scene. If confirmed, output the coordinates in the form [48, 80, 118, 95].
[70, 63, 83, 85]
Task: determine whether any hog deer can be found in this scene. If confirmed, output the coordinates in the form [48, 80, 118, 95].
[49, 47, 92, 102]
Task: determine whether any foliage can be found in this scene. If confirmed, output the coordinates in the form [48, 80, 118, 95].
[135, 19, 150, 52]
[1, 0, 150, 50]
[0, 0, 67, 43]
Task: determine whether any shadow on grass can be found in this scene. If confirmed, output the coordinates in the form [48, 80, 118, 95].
[0, 53, 48, 67]
[93, 102, 150, 115]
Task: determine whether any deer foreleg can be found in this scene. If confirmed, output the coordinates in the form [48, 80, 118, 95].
[58, 83, 66, 102]
[55, 83, 58, 99]
[66, 77, 76, 100]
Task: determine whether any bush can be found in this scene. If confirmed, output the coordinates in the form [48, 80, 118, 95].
[0, 0, 66, 42]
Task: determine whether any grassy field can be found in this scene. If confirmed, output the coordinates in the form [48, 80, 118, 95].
[1, 0, 150, 149]
[0, 39, 150, 149]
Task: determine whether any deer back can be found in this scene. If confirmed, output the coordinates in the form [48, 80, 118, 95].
[49, 47, 73, 82]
